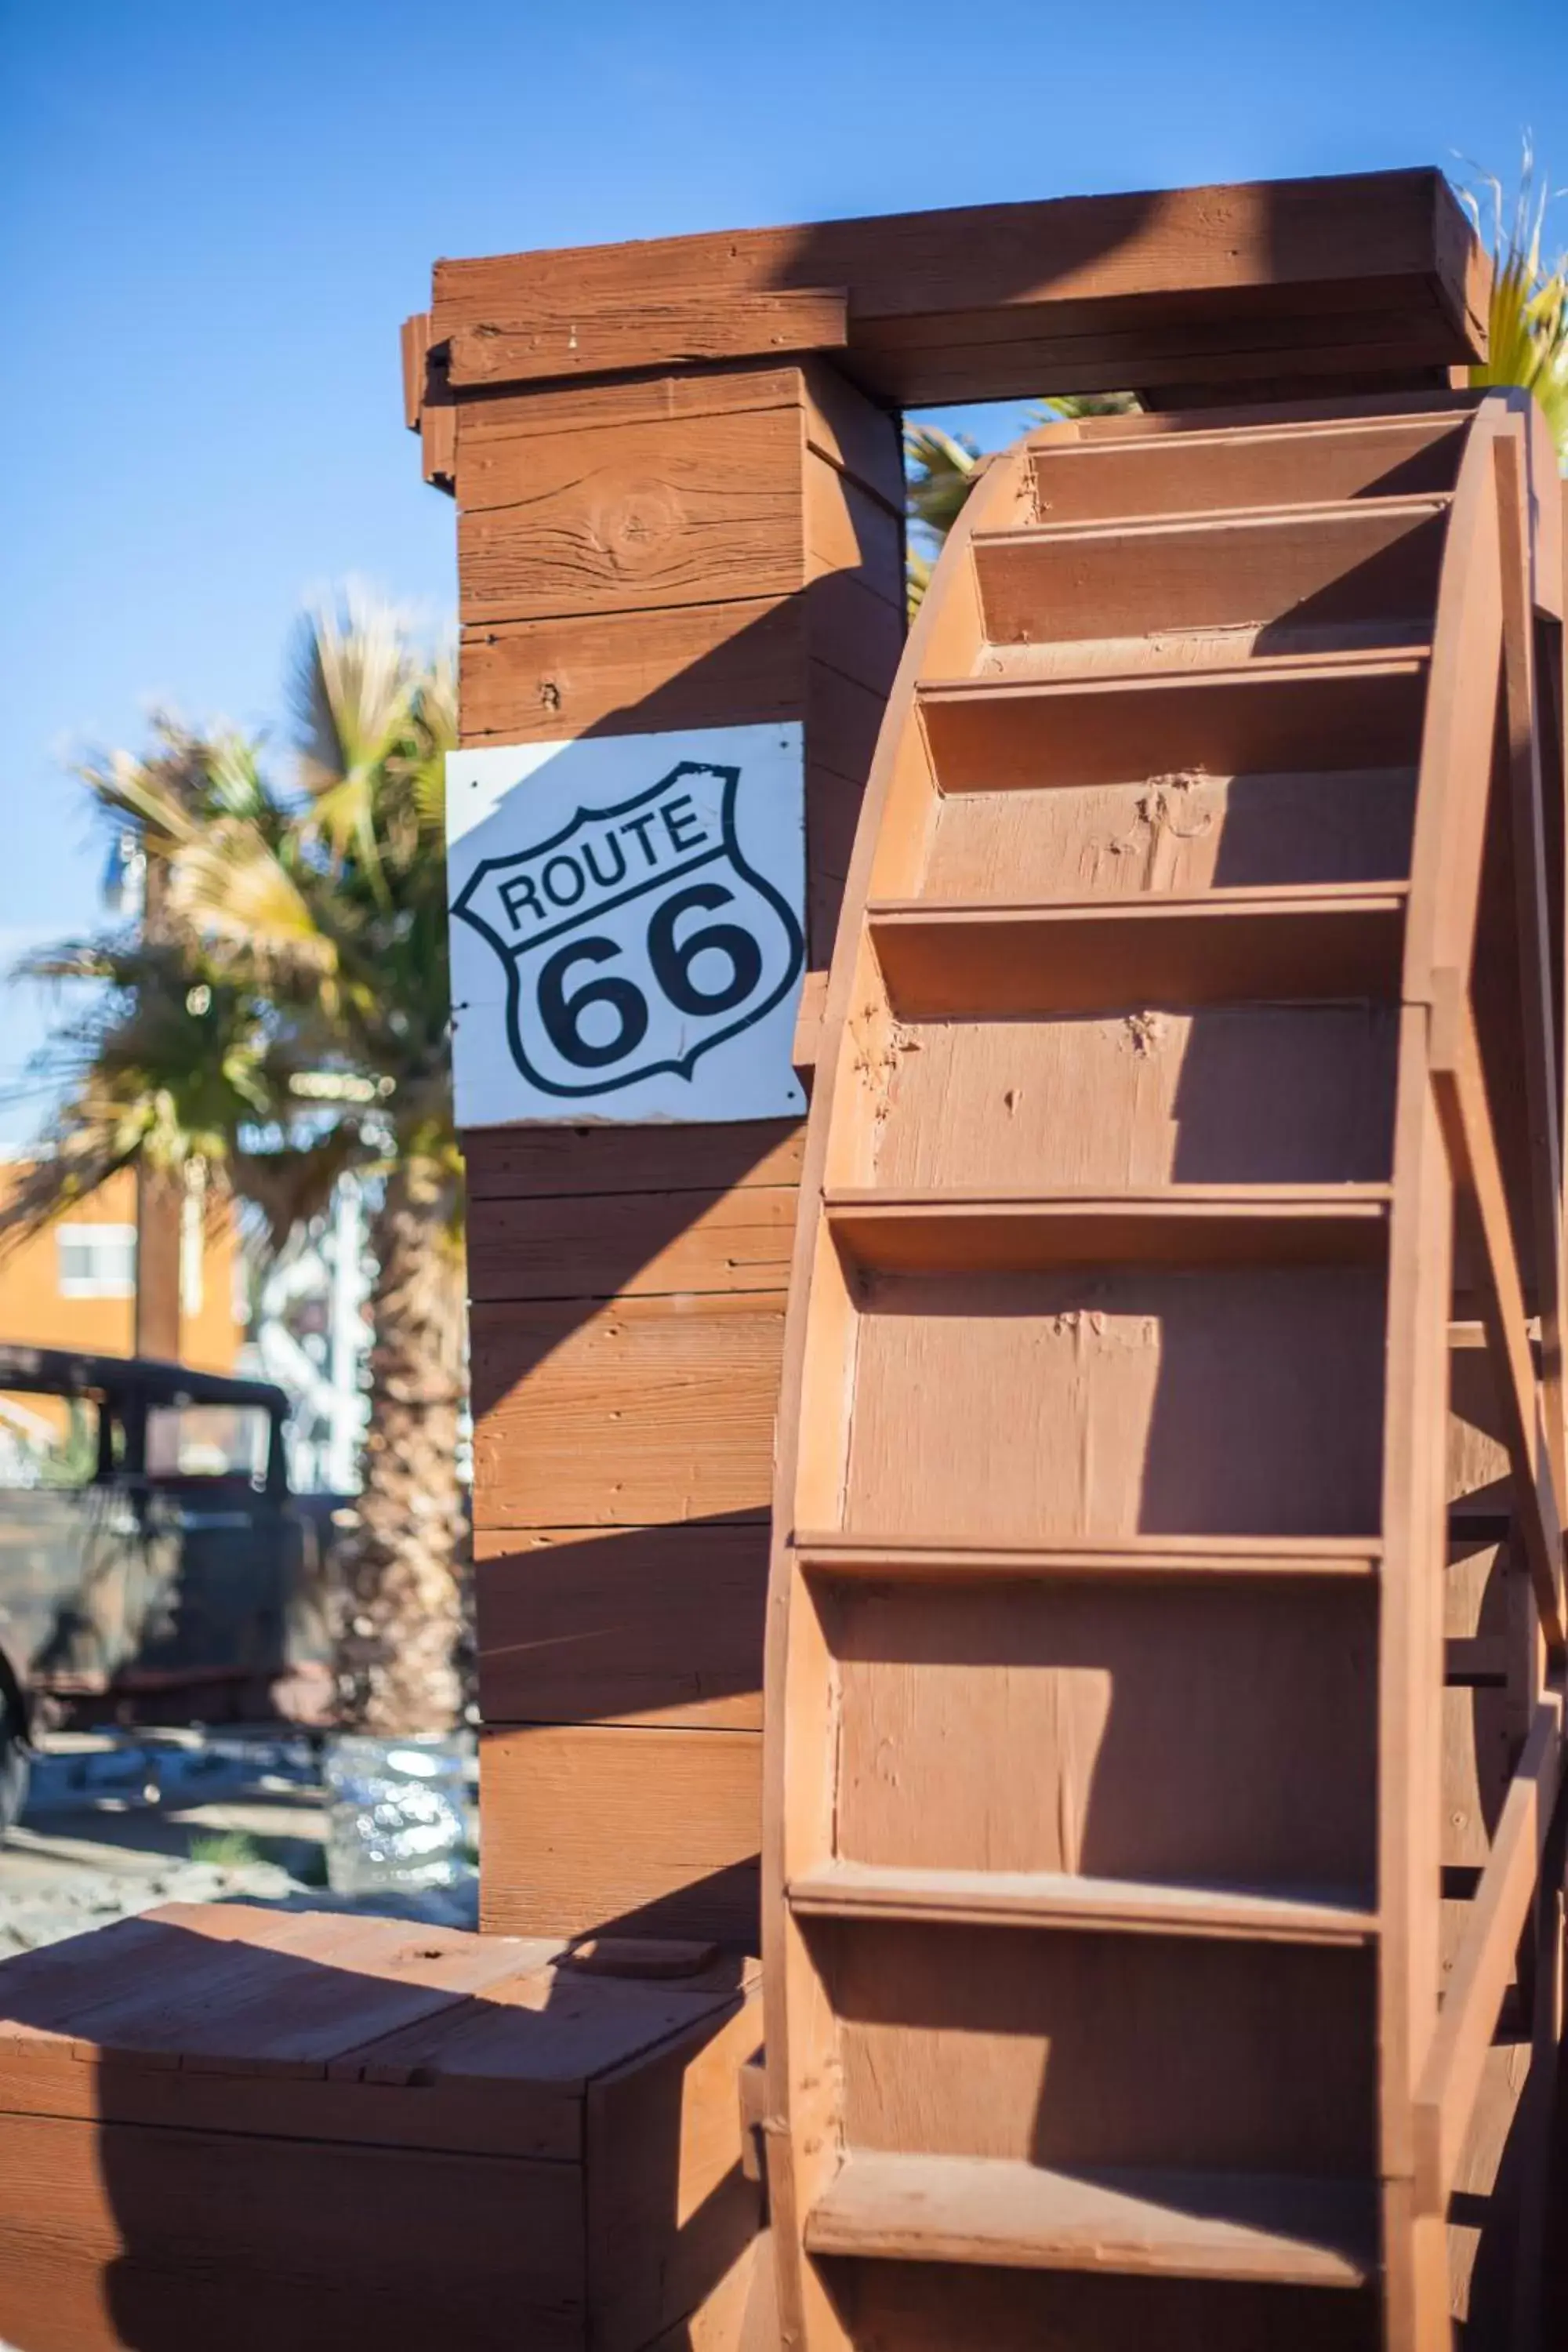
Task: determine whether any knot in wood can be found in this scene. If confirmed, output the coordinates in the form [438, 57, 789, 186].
[590, 474, 683, 574]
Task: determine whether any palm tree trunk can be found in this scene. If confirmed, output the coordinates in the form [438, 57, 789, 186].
[336, 1157, 467, 1734]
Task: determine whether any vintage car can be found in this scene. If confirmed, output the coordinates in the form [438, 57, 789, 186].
[0, 1345, 338, 1831]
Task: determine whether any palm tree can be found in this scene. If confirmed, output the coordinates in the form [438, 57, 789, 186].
[5, 595, 467, 1737]
[904, 397, 1142, 606]
[1463, 152, 1568, 466]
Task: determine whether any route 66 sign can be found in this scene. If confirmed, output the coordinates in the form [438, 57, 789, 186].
[446, 724, 807, 1124]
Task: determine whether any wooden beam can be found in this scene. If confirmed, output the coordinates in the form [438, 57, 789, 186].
[1412, 1677, 1565, 2209]
[1495, 429, 1568, 1509]
[430, 169, 1486, 408]
[446, 289, 848, 389]
[1429, 971, 1568, 1650]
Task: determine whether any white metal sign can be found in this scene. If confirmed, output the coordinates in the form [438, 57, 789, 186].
[446, 723, 807, 1125]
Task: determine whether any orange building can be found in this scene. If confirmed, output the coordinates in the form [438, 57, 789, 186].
[0, 1159, 243, 1373]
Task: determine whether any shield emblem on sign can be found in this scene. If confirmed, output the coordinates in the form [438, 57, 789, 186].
[450, 760, 805, 1100]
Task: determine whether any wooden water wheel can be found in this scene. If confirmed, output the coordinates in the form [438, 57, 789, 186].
[761, 393, 1567, 2350]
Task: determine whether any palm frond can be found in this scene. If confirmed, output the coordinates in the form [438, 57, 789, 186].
[290, 590, 420, 890]
[169, 818, 342, 998]
[1462, 147, 1568, 467]
[906, 426, 982, 539]
[1029, 391, 1142, 424]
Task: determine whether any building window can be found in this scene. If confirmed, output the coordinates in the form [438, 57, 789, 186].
[57, 1224, 136, 1299]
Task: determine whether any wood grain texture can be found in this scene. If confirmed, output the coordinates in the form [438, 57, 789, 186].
[923, 770, 1415, 902]
[458, 407, 807, 624]
[466, 1186, 798, 1304]
[459, 579, 902, 751]
[481, 1723, 762, 1943]
[858, 1006, 1399, 1192]
[975, 501, 1447, 648]
[916, 660, 1429, 794]
[430, 170, 1485, 408]
[463, 1117, 804, 1202]
[1029, 416, 1465, 522]
[453, 355, 900, 504]
[824, 1577, 1376, 1893]
[842, 1265, 1386, 1541]
[447, 289, 848, 387]
[821, 1920, 1374, 2172]
[0, 2109, 584, 2352]
[588, 1991, 764, 2352]
[0, 1903, 764, 2352]
[475, 1522, 766, 1728]
[807, 2152, 1374, 2288]
[470, 1290, 784, 1529]
[459, 596, 804, 746]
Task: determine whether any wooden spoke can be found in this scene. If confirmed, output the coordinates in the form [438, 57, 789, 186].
[1429, 971, 1566, 1651]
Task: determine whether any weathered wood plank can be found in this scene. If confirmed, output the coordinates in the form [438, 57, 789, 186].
[456, 354, 900, 503]
[447, 289, 848, 388]
[462, 1118, 804, 1202]
[475, 1522, 767, 1728]
[456, 599, 897, 757]
[457, 407, 806, 625]
[470, 1291, 784, 1527]
[481, 1723, 762, 1943]
[0, 2107, 584, 2352]
[459, 596, 803, 746]
[467, 1186, 797, 1304]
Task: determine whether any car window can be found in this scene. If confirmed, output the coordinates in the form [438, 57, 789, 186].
[145, 1403, 271, 1480]
[0, 1391, 100, 1489]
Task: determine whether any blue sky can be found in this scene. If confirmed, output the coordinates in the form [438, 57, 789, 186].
[1, 0, 1560, 1142]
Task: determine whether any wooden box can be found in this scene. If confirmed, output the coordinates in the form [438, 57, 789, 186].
[0, 1903, 761, 2351]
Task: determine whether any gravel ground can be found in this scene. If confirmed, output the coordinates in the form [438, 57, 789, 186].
[0, 1730, 478, 1956]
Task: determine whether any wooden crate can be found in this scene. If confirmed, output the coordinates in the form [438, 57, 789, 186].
[0, 1903, 762, 2352]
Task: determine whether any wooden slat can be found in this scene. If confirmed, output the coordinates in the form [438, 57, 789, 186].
[1030, 415, 1465, 521]
[446, 288, 848, 387]
[480, 1722, 760, 1944]
[1413, 1679, 1565, 2208]
[468, 1186, 798, 1304]
[1428, 974, 1567, 1649]
[462, 1119, 803, 1203]
[470, 1291, 784, 1529]
[867, 886, 1408, 1017]
[788, 1862, 1377, 1945]
[804, 2151, 1375, 2288]
[824, 1188, 1392, 1272]
[475, 1523, 765, 1730]
[459, 596, 804, 746]
[794, 1534, 1381, 1580]
[456, 405, 809, 626]
[459, 586, 902, 749]
[916, 656, 1429, 793]
[0, 2107, 586, 2352]
[973, 499, 1448, 648]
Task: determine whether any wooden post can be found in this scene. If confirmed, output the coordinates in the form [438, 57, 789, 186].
[450, 356, 905, 1944]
